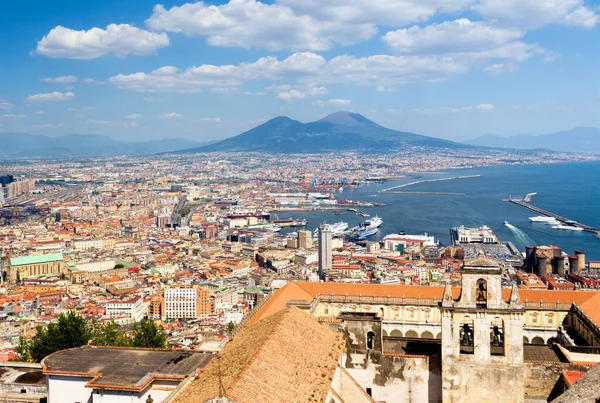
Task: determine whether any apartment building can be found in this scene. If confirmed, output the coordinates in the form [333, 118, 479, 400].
[105, 296, 144, 323]
[162, 286, 212, 320]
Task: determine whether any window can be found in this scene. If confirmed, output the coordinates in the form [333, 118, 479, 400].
[476, 279, 487, 307]
[459, 316, 475, 354]
[490, 317, 505, 356]
[366, 388, 372, 397]
[367, 331, 375, 349]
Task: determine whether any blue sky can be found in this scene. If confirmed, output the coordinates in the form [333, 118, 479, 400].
[1, 0, 599, 142]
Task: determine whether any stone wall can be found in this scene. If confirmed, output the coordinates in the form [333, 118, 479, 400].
[524, 362, 589, 400]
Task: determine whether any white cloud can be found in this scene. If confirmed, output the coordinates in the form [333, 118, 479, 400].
[109, 52, 326, 92]
[145, 1, 375, 51]
[125, 114, 144, 119]
[0, 114, 27, 118]
[109, 41, 541, 94]
[27, 91, 75, 102]
[472, 0, 598, 29]
[35, 111, 45, 115]
[268, 85, 328, 102]
[279, 0, 472, 26]
[161, 112, 184, 119]
[83, 78, 105, 85]
[476, 103, 495, 110]
[35, 24, 170, 59]
[314, 98, 352, 108]
[41, 75, 77, 83]
[124, 121, 141, 128]
[484, 63, 518, 74]
[0, 102, 14, 109]
[199, 117, 222, 123]
[382, 19, 523, 54]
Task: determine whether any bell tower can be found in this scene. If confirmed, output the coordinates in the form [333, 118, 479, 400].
[441, 253, 525, 403]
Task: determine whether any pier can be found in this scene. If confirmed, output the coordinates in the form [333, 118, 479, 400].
[348, 208, 370, 217]
[509, 196, 600, 234]
[378, 175, 481, 193]
[384, 191, 465, 196]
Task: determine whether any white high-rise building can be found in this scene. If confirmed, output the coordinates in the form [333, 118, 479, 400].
[318, 224, 332, 280]
[163, 286, 211, 320]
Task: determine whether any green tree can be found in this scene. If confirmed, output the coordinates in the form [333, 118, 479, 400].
[28, 311, 91, 362]
[226, 321, 236, 336]
[90, 321, 130, 347]
[131, 320, 168, 349]
[14, 336, 31, 362]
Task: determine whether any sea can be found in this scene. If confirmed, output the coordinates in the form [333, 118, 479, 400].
[279, 161, 600, 260]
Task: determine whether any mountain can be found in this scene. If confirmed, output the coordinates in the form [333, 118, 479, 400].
[178, 111, 464, 153]
[0, 133, 203, 158]
[468, 127, 600, 153]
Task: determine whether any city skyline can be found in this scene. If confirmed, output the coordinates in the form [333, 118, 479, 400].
[1, 0, 600, 142]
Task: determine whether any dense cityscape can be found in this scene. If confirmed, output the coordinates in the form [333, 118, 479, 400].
[0, 148, 599, 402]
[4, 0, 600, 401]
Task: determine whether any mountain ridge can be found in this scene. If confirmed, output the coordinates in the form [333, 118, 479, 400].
[468, 127, 600, 153]
[178, 111, 466, 153]
[0, 133, 203, 158]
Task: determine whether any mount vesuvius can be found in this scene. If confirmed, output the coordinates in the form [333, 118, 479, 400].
[177, 111, 465, 153]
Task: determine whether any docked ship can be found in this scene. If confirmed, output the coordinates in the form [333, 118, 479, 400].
[247, 224, 282, 232]
[529, 216, 558, 223]
[355, 216, 383, 240]
[313, 221, 349, 237]
[551, 225, 584, 231]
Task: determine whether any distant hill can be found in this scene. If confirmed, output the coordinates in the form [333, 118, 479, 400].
[468, 127, 600, 153]
[177, 111, 465, 153]
[0, 133, 202, 158]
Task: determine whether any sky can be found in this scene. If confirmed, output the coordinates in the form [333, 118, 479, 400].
[1, 0, 600, 143]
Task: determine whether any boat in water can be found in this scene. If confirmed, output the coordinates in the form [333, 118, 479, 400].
[551, 225, 584, 231]
[248, 224, 282, 232]
[355, 215, 383, 240]
[313, 221, 349, 237]
[529, 216, 558, 223]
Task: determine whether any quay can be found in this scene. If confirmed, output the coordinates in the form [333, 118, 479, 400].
[384, 191, 465, 196]
[509, 196, 600, 234]
[348, 208, 370, 217]
[378, 175, 481, 193]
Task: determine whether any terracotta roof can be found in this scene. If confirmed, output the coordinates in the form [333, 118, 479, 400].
[577, 293, 600, 328]
[554, 363, 600, 402]
[248, 282, 600, 323]
[174, 307, 345, 403]
[563, 371, 585, 386]
[248, 282, 313, 325]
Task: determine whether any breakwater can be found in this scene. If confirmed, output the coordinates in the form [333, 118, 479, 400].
[378, 175, 481, 193]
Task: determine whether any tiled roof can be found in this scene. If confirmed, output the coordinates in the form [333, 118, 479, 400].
[174, 307, 345, 403]
[563, 371, 585, 386]
[577, 293, 600, 328]
[553, 363, 600, 402]
[248, 282, 313, 325]
[248, 282, 599, 323]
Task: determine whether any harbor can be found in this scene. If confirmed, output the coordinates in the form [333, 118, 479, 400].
[508, 195, 600, 236]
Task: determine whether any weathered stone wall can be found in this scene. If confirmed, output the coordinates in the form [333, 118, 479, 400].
[329, 365, 374, 403]
[524, 362, 589, 400]
[344, 352, 440, 403]
[442, 362, 524, 403]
